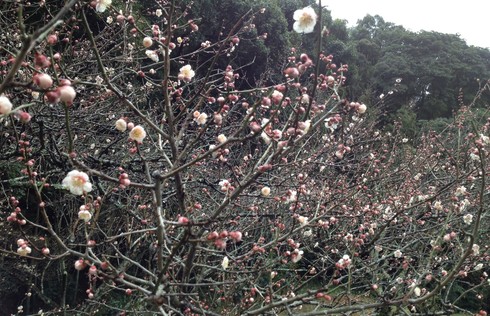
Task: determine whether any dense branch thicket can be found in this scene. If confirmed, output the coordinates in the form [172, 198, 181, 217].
[0, 1, 489, 315]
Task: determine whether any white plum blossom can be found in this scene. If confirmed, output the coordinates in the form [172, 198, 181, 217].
[219, 179, 231, 191]
[480, 133, 490, 145]
[62, 170, 92, 195]
[472, 244, 480, 256]
[221, 256, 229, 270]
[0, 95, 13, 115]
[324, 117, 340, 132]
[209, 144, 218, 158]
[291, 249, 304, 263]
[145, 50, 159, 62]
[394, 249, 403, 258]
[178, 65, 195, 82]
[357, 103, 367, 114]
[217, 134, 227, 144]
[303, 229, 313, 237]
[470, 152, 480, 162]
[300, 94, 310, 104]
[414, 287, 421, 297]
[261, 132, 272, 144]
[143, 36, 153, 48]
[16, 239, 31, 256]
[297, 216, 308, 226]
[303, 120, 311, 134]
[433, 201, 443, 211]
[115, 118, 127, 132]
[129, 125, 147, 143]
[261, 118, 270, 127]
[463, 214, 473, 225]
[78, 205, 92, 222]
[337, 254, 351, 269]
[455, 186, 467, 197]
[17, 245, 32, 256]
[261, 186, 271, 197]
[293, 7, 317, 34]
[155, 9, 163, 17]
[195, 112, 208, 125]
[96, 0, 112, 12]
[285, 190, 297, 203]
[271, 90, 283, 104]
[474, 263, 483, 271]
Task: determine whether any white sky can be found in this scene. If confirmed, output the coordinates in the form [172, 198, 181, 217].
[325, 0, 490, 48]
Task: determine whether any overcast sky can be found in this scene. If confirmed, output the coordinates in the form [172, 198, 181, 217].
[325, 0, 490, 49]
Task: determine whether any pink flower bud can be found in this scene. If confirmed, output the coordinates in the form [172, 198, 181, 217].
[100, 261, 109, 270]
[117, 15, 125, 23]
[229, 231, 242, 242]
[214, 238, 226, 250]
[18, 111, 32, 123]
[33, 73, 53, 89]
[257, 164, 272, 172]
[207, 231, 219, 240]
[47, 34, 58, 45]
[214, 113, 223, 125]
[249, 122, 262, 133]
[88, 265, 97, 275]
[178, 216, 189, 225]
[272, 129, 282, 140]
[34, 52, 51, 68]
[74, 259, 87, 271]
[228, 94, 239, 102]
[45, 90, 61, 103]
[284, 67, 299, 78]
[57, 85, 76, 105]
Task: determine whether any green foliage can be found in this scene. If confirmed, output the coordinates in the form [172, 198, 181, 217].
[395, 106, 418, 139]
[349, 18, 490, 119]
[190, 0, 293, 85]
